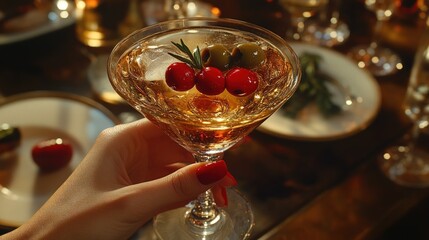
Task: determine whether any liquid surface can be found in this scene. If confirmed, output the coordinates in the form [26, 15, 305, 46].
[113, 28, 294, 153]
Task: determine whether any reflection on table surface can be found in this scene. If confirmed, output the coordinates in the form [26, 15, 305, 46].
[1, 0, 429, 239]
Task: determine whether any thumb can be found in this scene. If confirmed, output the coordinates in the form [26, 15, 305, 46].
[128, 160, 231, 217]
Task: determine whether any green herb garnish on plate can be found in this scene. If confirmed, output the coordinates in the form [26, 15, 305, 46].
[281, 52, 342, 118]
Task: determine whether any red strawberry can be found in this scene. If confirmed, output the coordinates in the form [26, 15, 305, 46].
[32, 138, 73, 171]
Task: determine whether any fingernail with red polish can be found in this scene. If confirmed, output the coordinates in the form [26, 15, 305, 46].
[221, 187, 228, 206]
[196, 160, 227, 185]
[226, 172, 238, 186]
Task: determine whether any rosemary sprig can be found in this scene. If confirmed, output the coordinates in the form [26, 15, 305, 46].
[281, 52, 341, 118]
[168, 39, 203, 69]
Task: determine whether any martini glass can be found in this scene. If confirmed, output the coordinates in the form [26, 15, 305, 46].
[378, 31, 429, 187]
[142, 0, 220, 25]
[347, 0, 402, 76]
[279, 0, 329, 41]
[165, 0, 217, 19]
[107, 18, 300, 239]
[301, 0, 350, 47]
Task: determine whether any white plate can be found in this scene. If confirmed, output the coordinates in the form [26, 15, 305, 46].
[257, 43, 381, 141]
[0, 92, 119, 228]
[0, 2, 75, 45]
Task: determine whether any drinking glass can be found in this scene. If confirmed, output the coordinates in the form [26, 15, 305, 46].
[165, 0, 189, 19]
[301, 0, 350, 47]
[347, 0, 402, 76]
[163, 0, 212, 19]
[75, 0, 143, 104]
[142, 0, 220, 25]
[107, 18, 301, 239]
[378, 26, 429, 187]
[278, 0, 329, 41]
[75, 0, 142, 48]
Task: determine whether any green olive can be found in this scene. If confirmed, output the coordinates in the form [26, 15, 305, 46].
[0, 124, 21, 154]
[201, 44, 231, 70]
[231, 43, 266, 69]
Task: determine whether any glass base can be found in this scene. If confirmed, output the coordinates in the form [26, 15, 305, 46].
[301, 20, 350, 47]
[153, 188, 254, 240]
[379, 145, 429, 188]
[347, 44, 402, 77]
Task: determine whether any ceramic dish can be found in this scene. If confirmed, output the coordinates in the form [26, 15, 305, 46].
[257, 43, 382, 141]
[0, 92, 119, 227]
[0, 1, 75, 45]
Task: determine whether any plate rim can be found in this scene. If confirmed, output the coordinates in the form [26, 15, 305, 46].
[257, 43, 382, 141]
[0, 10, 75, 46]
[0, 91, 120, 228]
[0, 91, 121, 125]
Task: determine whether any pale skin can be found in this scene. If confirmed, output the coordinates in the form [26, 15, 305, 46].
[3, 119, 235, 240]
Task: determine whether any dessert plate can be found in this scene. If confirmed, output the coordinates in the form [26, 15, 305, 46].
[0, 1, 75, 45]
[0, 92, 119, 228]
[258, 43, 381, 141]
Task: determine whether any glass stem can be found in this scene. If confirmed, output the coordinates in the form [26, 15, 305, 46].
[166, 0, 189, 19]
[329, 0, 341, 27]
[318, 5, 328, 23]
[186, 153, 224, 235]
[407, 121, 422, 154]
[370, 17, 384, 50]
[289, 15, 305, 40]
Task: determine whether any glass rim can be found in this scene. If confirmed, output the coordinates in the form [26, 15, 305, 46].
[108, 17, 300, 74]
[107, 17, 301, 113]
[112, 17, 294, 55]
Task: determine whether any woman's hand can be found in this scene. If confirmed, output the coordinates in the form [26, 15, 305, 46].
[4, 119, 236, 240]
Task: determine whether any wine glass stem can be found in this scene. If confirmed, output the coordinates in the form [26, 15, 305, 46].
[318, 5, 328, 22]
[186, 153, 224, 234]
[166, 0, 189, 19]
[329, 0, 341, 26]
[407, 121, 423, 153]
[369, 17, 384, 50]
[289, 15, 306, 40]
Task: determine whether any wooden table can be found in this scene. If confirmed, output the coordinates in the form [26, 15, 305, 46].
[1, 0, 429, 239]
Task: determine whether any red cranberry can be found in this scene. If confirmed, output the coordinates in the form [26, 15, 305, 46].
[32, 138, 73, 171]
[195, 67, 226, 95]
[225, 67, 259, 97]
[165, 62, 196, 91]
